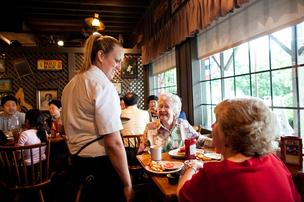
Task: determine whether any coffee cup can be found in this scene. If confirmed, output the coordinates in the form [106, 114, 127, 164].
[150, 145, 162, 161]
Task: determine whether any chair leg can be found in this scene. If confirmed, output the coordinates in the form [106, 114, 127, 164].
[75, 184, 83, 202]
[39, 189, 45, 202]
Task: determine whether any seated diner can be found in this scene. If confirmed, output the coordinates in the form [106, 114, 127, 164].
[0, 95, 25, 133]
[140, 92, 209, 153]
[16, 109, 47, 165]
[177, 97, 301, 202]
[46, 99, 64, 135]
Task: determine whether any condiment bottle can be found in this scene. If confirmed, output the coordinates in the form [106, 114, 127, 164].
[51, 122, 57, 138]
[184, 128, 196, 160]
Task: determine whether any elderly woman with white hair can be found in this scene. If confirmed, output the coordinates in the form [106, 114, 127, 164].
[140, 92, 199, 152]
[177, 97, 301, 202]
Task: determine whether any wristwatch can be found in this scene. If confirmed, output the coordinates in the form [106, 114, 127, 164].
[180, 160, 198, 175]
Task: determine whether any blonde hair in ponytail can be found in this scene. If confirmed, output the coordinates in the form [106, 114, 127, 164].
[78, 33, 122, 73]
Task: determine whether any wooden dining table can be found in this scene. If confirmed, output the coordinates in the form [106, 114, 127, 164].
[136, 146, 222, 201]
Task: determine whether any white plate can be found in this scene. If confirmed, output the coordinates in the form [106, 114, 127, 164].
[168, 148, 204, 159]
[144, 161, 184, 174]
[203, 152, 222, 160]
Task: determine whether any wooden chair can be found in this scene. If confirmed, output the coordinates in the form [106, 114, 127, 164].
[121, 134, 148, 194]
[0, 139, 51, 202]
[121, 134, 143, 169]
[293, 172, 304, 202]
[280, 136, 303, 170]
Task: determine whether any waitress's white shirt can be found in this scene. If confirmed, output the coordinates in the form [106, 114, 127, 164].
[62, 65, 123, 157]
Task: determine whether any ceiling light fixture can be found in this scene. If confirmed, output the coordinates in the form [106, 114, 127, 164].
[57, 40, 64, 46]
[85, 13, 105, 31]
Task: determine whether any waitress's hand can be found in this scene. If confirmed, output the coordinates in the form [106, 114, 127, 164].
[124, 185, 133, 202]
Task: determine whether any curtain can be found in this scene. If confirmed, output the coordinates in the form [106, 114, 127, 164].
[151, 48, 176, 75]
[197, 0, 304, 59]
[141, 0, 249, 65]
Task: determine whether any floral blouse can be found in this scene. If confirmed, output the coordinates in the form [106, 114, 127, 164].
[141, 118, 199, 152]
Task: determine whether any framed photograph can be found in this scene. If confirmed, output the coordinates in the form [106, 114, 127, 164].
[0, 79, 12, 92]
[37, 59, 63, 71]
[280, 136, 303, 168]
[113, 82, 122, 95]
[37, 89, 58, 111]
[121, 56, 137, 79]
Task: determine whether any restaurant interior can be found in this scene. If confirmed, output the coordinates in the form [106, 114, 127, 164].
[0, 0, 304, 201]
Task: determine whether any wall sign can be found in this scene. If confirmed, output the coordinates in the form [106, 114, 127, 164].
[37, 59, 62, 71]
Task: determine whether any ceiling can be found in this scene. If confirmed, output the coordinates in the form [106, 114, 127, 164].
[0, 0, 153, 48]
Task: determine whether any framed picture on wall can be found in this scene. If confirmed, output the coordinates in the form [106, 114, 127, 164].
[280, 136, 303, 168]
[121, 56, 137, 79]
[37, 89, 58, 111]
[0, 79, 12, 92]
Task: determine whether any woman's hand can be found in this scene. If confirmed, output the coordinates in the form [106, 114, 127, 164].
[177, 160, 204, 196]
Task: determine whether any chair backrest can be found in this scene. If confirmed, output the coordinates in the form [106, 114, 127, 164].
[122, 134, 142, 149]
[292, 172, 304, 200]
[121, 135, 143, 166]
[280, 136, 303, 169]
[0, 139, 51, 190]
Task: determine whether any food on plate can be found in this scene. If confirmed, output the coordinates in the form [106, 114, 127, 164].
[162, 162, 175, 169]
[149, 161, 181, 172]
[149, 161, 164, 172]
[196, 152, 211, 161]
[177, 146, 185, 155]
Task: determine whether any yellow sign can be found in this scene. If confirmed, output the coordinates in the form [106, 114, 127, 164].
[37, 59, 62, 71]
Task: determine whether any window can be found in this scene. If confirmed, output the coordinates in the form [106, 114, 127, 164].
[199, 22, 304, 138]
[150, 68, 177, 95]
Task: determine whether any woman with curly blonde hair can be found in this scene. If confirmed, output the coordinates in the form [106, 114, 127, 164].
[177, 97, 301, 202]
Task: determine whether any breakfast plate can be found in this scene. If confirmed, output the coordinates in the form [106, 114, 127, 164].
[203, 152, 222, 160]
[168, 148, 204, 159]
[145, 161, 184, 174]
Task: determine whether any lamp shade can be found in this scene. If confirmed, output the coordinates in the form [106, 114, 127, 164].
[85, 13, 105, 30]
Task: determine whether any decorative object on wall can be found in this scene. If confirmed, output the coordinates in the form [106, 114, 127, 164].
[0, 79, 12, 92]
[121, 56, 138, 79]
[37, 89, 58, 111]
[2, 48, 69, 109]
[37, 59, 63, 71]
[13, 58, 33, 79]
[113, 82, 122, 95]
[15, 88, 33, 112]
[112, 54, 145, 109]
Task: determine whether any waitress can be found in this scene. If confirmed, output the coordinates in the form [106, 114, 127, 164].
[61, 34, 132, 202]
